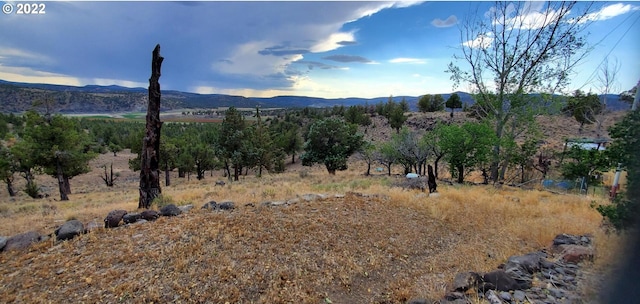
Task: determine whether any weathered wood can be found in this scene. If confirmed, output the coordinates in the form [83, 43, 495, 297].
[139, 44, 164, 209]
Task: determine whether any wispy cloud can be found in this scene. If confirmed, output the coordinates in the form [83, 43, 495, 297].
[580, 3, 640, 23]
[431, 15, 458, 28]
[323, 55, 371, 63]
[293, 60, 343, 70]
[389, 57, 427, 64]
[462, 32, 494, 49]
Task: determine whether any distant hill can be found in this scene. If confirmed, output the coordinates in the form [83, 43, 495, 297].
[0, 79, 630, 113]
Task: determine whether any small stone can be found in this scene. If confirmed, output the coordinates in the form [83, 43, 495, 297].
[407, 299, 427, 304]
[104, 210, 127, 228]
[202, 201, 218, 210]
[500, 291, 512, 301]
[483, 270, 522, 291]
[548, 288, 565, 299]
[514, 290, 526, 301]
[444, 291, 465, 300]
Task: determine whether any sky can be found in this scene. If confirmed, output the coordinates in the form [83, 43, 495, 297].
[0, 1, 638, 99]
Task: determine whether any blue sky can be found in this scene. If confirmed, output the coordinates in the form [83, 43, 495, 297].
[0, 1, 638, 99]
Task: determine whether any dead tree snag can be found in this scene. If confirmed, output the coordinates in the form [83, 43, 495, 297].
[139, 44, 164, 209]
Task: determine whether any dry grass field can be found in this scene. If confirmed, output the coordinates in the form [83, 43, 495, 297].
[0, 111, 631, 303]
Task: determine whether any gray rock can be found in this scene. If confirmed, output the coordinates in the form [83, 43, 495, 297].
[407, 299, 428, 304]
[218, 201, 235, 210]
[514, 290, 526, 301]
[104, 210, 127, 228]
[160, 204, 182, 216]
[0, 236, 7, 251]
[132, 219, 148, 224]
[553, 234, 590, 247]
[215, 180, 226, 186]
[444, 291, 466, 300]
[178, 204, 194, 213]
[548, 288, 566, 299]
[202, 201, 218, 210]
[55, 220, 84, 241]
[482, 270, 522, 291]
[452, 272, 481, 292]
[4, 231, 40, 251]
[505, 252, 544, 274]
[500, 291, 512, 301]
[140, 210, 159, 221]
[123, 213, 141, 224]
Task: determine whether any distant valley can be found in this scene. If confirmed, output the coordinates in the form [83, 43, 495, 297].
[0, 79, 630, 113]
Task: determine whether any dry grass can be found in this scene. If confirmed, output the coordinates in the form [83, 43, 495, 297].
[0, 150, 627, 303]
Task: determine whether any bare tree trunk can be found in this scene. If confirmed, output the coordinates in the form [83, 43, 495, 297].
[56, 161, 69, 201]
[165, 162, 171, 187]
[139, 44, 164, 209]
[5, 178, 16, 197]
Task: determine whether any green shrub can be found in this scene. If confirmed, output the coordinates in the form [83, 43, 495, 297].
[596, 192, 638, 231]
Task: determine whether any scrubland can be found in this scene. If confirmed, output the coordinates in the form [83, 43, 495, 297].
[0, 149, 627, 303]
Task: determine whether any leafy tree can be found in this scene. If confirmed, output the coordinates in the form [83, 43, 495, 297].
[423, 125, 446, 179]
[597, 110, 640, 230]
[388, 104, 407, 134]
[10, 138, 40, 198]
[271, 120, 302, 164]
[21, 112, 96, 200]
[508, 139, 539, 184]
[0, 144, 17, 196]
[377, 142, 398, 176]
[344, 105, 372, 126]
[418, 94, 444, 112]
[564, 90, 603, 134]
[445, 93, 462, 118]
[437, 122, 496, 183]
[447, 1, 595, 182]
[357, 141, 377, 176]
[301, 118, 363, 175]
[560, 145, 610, 192]
[218, 107, 246, 181]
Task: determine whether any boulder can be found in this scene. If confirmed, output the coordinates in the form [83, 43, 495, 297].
[0, 236, 7, 251]
[218, 201, 235, 210]
[104, 210, 127, 228]
[140, 210, 159, 221]
[215, 180, 226, 186]
[202, 201, 218, 210]
[160, 204, 182, 217]
[55, 220, 84, 241]
[3, 231, 40, 251]
[452, 272, 482, 292]
[505, 252, 544, 274]
[123, 213, 141, 224]
[481, 270, 523, 291]
[300, 194, 324, 202]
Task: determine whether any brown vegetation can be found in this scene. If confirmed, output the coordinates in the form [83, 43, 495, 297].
[0, 146, 626, 303]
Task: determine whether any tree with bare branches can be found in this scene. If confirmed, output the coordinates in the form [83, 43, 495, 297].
[447, 1, 595, 182]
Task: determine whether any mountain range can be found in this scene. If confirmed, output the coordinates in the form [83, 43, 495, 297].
[0, 79, 630, 113]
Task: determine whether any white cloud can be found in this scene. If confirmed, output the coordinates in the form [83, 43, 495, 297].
[310, 32, 356, 53]
[462, 32, 494, 49]
[0, 64, 82, 86]
[389, 58, 428, 64]
[581, 3, 639, 23]
[431, 15, 458, 28]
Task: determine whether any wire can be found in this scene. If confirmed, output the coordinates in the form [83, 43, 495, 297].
[577, 10, 640, 91]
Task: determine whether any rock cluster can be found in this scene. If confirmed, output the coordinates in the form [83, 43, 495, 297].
[409, 233, 595, 304]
